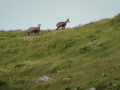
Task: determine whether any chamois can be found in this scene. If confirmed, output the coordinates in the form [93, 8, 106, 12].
[56, 18, 70, 30]
[28, 24, 41, 35]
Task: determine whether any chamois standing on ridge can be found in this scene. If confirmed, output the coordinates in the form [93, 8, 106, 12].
[28, 24, 41, 35]
[56, 18, 70, 30]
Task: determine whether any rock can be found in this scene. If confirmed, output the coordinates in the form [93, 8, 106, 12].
[36, 76, 51, 83]
[86, 87, 96, 90]
[63, 77, 70, 81]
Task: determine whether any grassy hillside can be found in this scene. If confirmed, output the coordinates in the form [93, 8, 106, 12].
[0, 14, 120, 90]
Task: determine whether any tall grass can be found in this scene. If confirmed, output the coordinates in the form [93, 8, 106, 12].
[0, 14, 120, 90]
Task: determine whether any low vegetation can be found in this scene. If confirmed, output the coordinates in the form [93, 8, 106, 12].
[0, 14, 120, 90]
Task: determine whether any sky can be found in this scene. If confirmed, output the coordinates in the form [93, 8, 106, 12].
[0, 0, 120, 31]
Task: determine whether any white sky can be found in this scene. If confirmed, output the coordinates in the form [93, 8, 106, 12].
[0, 0, 120, 30]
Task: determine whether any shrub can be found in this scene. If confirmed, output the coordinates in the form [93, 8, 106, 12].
[11, 77, 27, 84]
[65, 41, 75, 49]
[65, 86, 84, 90]
[78, 45, 92, 53]
[0, 80, 8, 87]
[86, 33, 98, 42]
[14, 63, 25, 68]
[96, 78, 120, 90]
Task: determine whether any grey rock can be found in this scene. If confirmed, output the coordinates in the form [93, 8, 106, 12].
[62, 77, 70, 81]
[86, 87, 96, 90]
[36, 76, 51, 83]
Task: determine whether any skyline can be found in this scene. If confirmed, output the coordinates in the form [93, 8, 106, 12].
[0, 0, 120, 30]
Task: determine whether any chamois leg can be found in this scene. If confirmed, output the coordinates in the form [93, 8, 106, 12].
[56, 27, 60, 30]
[28, 32, 30, 35]
[35, 32, 38, 35]
[35, 32, 39, 35]
[62, 27, 65, 29]
[36, 32, 39, 35]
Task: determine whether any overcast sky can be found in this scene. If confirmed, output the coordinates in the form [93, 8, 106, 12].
[0, 0, 120, 30]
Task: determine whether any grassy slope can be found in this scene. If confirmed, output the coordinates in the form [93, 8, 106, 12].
[0, 14, 120, 90]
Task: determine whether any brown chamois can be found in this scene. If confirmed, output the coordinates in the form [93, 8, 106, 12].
[28, 24, 41, 35]
[56, 18, 70, 30]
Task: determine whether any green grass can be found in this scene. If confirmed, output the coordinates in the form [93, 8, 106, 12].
[0, 14, 120, 90]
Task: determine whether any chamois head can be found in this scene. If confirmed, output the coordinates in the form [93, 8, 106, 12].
[38, 24, 41, 27]
[66, 18, 70, 23]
